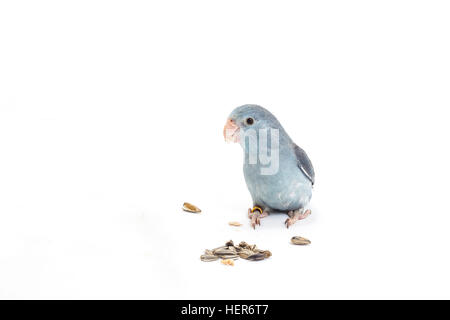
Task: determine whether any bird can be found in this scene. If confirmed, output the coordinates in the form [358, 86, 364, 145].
[223, 104, 315, 228]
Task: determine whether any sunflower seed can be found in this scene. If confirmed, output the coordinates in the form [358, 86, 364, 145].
[220, 254, 239, 260]
[225, 240, 234, 247]
[260, 250, 272, 258]
[238, 249, 254, 259]
[212, 246, 227, 253]
[182, 202, 201, 213]
[228, 221, 242, 227]
[239, 241, 249, 248]
[246, 252, 266, 261]
[228, 246, 237, 253]
[214, 247, 236, 256]
[291, 236, 311, 245]
[200, 255, 219, 262]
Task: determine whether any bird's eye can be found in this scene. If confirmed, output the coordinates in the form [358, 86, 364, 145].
[246, 118, 254, 125]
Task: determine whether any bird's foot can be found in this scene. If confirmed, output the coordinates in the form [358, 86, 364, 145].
[248, 206, 269, 229]
[285, 209, 311, 228]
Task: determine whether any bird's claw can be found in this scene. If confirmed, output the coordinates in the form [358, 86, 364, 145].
[252, 216, 260, 229]
[284, 218, 292, 228]
[285, 209, 311, 228]
[248, 208, 259, 229]
[248, 207, 268, 229]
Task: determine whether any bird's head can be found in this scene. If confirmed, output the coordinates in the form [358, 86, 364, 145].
[223, 104, 281, 143]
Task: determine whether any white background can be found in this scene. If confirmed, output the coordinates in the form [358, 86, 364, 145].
[1, 1, 449, 299]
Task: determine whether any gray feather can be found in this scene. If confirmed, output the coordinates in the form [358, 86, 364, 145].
[293, 144, 315, 185]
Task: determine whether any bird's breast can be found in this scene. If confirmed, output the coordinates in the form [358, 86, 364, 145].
[243, 161, 312, 211]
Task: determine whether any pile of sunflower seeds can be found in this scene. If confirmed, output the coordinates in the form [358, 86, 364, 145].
[200, 240, 272, 263]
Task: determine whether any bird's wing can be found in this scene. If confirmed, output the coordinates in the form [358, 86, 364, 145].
[293, 144, 315, 185]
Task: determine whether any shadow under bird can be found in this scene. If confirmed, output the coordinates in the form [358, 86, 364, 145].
[223, 104, 315, 228]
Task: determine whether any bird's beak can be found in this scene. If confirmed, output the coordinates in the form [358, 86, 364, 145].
[223, 118, 240, 143]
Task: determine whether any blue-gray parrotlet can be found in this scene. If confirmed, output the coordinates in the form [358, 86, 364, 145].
[223, 104, 315, 228]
